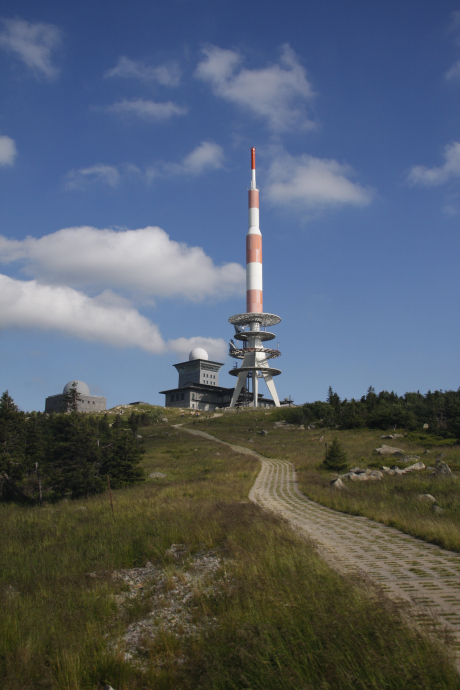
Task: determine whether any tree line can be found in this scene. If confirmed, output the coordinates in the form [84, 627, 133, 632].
[0, 390, 154, 504]
[279, 386, 460, 441]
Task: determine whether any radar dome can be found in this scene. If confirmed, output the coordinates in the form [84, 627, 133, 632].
[189, 348, 208, 361]
[63, 380, 90, 396]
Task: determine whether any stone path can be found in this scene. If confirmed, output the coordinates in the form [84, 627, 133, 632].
[177, 425, 460, 650]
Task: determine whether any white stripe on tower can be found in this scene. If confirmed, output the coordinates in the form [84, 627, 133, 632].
[246, 147, 263, 314]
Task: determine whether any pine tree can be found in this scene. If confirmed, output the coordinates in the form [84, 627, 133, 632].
[323, 437, 348, 471]
[63, 382, 82, 413]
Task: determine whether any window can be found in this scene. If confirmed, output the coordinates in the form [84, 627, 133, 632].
[180, 393, 184, 400]
[192, 393, 195, 400]
[176, 394, 180, 401]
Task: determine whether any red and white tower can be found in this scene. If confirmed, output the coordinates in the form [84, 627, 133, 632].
[228, 148, 281, 407]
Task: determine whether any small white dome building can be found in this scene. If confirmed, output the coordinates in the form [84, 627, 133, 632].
[189, 348, 209, 361]
[45, 379, 106, 414]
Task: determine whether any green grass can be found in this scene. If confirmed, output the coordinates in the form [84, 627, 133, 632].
[1, 416, 459, 688]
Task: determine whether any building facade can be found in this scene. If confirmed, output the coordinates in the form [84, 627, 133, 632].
[159, 348, 275, 411]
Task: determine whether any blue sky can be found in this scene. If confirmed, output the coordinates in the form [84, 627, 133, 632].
[0, 0, 459, 411]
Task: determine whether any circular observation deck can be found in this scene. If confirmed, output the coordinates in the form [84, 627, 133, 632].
[234, 330, 276, 342]
[229, 365, 281, 377]
[229, 312, 281, 328]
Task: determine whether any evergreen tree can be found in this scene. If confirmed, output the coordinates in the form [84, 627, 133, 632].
[0, 391, 27, 500]
[63, 382, 82, 413]
[323, 437, 348, 471]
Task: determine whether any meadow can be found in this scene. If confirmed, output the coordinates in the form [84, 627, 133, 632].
[1, 407, 460, 689]
[193, 409, 460, 553]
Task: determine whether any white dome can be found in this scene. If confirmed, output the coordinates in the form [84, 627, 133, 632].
[63, 380, 90, 396]
[189, 348, 208, 361]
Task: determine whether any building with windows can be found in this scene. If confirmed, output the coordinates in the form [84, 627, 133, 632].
[159, 348, 275, 411]
[45, 380, 107, 413]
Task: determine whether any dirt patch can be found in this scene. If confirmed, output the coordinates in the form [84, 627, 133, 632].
[105, 545, 227, 667]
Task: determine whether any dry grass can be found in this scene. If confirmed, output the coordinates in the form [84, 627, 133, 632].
[1, 414, 459, 688]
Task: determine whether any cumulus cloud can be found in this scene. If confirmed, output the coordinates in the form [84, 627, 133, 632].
[106, 98, 187, 121]
[0, 135, 17, 166]
[161, 141, 224, 176]
[0, 273, 227, 358]
[0, 274, 166, 352]
[265, 150, 373, 210]
[0, 225, 245, 301]
[195, 44, 315, 131]
[105, 56, 181, 86]
[0, 18, 61, 79]
[407, 142, 460, 186]
[65, 164, 120, 190]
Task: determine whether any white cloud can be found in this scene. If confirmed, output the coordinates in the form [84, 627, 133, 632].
[106, 98, 187, 121]
[265, 150, 373, 210]
[162, 141, 224, 176]
[445, 60, 460, 80]
[0, 273, 166, 352]
[195, 44, 315, 131]
[167, 336, 227, 361]
[0, 272, 227, 358]
[0, 18, 61, 79]
[65, 164, 120, 190]
[407, 142, 460, 186]
[0, 225, 245, 302]
[0, 135, 17, 166]
[105, 56, 181, 86]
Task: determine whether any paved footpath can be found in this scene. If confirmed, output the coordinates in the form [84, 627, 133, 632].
[178, 425, 460, 650]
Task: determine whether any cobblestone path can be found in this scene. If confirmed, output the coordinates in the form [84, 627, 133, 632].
[178, 426, 460, 650]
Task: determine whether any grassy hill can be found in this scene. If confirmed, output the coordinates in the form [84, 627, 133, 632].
[1, 408, 459, 689]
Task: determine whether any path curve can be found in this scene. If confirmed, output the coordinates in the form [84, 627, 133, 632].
[176, 425, 460, 648]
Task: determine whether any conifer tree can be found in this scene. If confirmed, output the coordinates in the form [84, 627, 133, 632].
[323, 437, 348, 471]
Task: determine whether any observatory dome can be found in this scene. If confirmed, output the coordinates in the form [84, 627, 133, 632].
[63, 380, 90, 396]
[189, 348, 208, 361]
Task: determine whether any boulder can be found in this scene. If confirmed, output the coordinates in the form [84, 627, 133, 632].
[259, 430, 268, 436]
[390, 466, 406, 475]
[149, 472, 167, 479]
[433, 461, 453, 477]
[417, 494, 436, 504]
[380, 434, 395, 439]
[308, 424, 316, 430]
[349, 466, 361, 473]
[405, 461, 425, 472]
[399, 455, 420, 463]
[330, 477, 346, 489]
[381, 466, 390, 472]
[350, 472, 369, 482]
[161, 417, 169, 423]
[369, 470, 383, 479]
[423, 423, 429, 429]
[298, 424, 305, 430]
[432, 505, 444, 514]
[374, 444, 405, 456]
